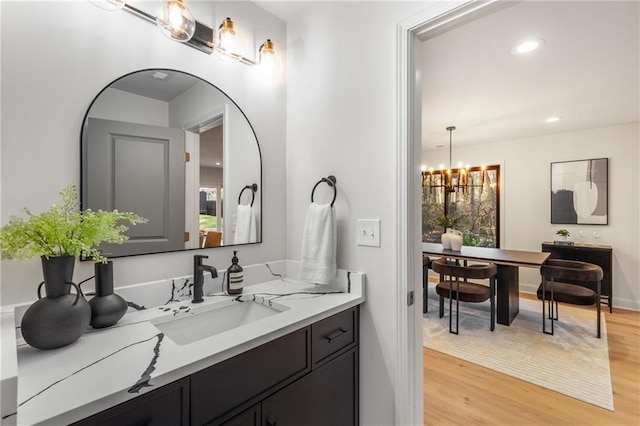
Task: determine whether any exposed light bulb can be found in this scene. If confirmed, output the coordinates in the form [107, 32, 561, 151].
[215, 17, 244, 62]
[257, 39, 282, 79]
[156, 0, 195, 42]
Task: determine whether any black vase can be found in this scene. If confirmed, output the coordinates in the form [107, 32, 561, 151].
[89, 261, 128, 328]
[21, 256, 91, 350]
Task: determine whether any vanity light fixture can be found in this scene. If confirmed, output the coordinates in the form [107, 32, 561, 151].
[89, 1, 279, 71]
[545, 116, 562, 123]
[156, 0, 196, 42]
[257, 39, 283, 79]
[88, 0, 125, 12]
[214, 17, 245, 62]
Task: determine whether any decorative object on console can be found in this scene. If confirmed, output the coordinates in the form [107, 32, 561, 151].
[88, 0, 280, 73]
[88, 261, 128, 328]
[0, 185, 146, 349]
[300, 176, 337, 284]
[551, 158, 608, 225]
[554, 228, 574, 245]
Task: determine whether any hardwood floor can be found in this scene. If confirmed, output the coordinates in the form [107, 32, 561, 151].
[423, 294, 640, 425]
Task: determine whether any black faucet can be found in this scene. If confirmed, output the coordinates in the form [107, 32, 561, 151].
[193, 254, 218, 304]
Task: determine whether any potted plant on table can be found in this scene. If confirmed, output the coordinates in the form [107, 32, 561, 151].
[436, 214, 465, 251]
[0, 185, 146, 349]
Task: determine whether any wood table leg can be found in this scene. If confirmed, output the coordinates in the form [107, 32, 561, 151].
[496, 265, 519, 326]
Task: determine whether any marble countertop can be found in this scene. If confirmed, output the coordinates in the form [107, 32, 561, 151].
[1, 260, 365, 425]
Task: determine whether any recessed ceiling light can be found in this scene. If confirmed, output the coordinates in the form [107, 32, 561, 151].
[546, 116, 561, 123]
[511, 38, 545, 55]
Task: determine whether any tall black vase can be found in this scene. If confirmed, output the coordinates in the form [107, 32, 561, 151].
[89, 261, 128, 328]
[21, 256, 91, 350]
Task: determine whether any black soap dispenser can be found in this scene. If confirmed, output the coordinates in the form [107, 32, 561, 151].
[227, 250, 244, 295]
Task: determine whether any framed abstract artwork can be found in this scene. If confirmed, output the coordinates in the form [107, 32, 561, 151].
[550, 158, 608, 225]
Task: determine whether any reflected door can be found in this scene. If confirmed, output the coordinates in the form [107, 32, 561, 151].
[85, 118, 186, 256]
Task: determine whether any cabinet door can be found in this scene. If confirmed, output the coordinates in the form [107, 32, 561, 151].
[72, 377, 189, 426]
[191, 327, 310, 425]
[262, 348, 358, 426]
[541, 243, 576, 261]
[222, 404, 261, 426]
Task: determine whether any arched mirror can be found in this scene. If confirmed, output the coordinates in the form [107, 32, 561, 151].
[80, 69, 261, 258]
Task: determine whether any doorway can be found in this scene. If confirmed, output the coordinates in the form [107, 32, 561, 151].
[396, 2, 509, 424]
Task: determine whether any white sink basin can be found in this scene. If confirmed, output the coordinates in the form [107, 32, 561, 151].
[152, 299, 285, 345]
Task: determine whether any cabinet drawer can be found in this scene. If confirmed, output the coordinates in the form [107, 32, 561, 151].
[312, 307, 358, 366]
[72, 377, 190, 426]
[191, 327, 310, 425]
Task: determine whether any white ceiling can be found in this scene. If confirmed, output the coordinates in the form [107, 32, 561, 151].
[252, 1, 312, 21]
[420, 1, 639, 149]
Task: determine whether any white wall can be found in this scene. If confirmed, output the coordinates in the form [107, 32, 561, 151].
[286, 2, 464, 424]
[423, 123, 640, 310]
[0, 1, 286, 304]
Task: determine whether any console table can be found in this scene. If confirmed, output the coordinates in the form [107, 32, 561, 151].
[541, 242, 613, 312]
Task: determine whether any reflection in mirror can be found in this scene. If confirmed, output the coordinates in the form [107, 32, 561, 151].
[81, 69, 261, 258]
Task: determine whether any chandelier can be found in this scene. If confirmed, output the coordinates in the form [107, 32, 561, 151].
[421, 126, 487, 193]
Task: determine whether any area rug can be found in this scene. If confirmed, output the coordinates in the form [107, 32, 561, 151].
[423, 288, 614, 410]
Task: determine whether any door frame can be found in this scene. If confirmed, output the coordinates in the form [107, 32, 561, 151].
[395, 1, 508, 424]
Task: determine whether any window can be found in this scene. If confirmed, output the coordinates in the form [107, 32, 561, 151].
[422, 165, 500, 247]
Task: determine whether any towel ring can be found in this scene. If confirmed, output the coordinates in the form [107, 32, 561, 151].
[238, 183, 258, 206]
[311, 175, 337, 207]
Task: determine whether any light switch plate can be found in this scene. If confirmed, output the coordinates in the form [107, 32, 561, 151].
[357, 219, 381, 247]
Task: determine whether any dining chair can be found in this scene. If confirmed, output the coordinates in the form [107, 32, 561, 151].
[431, 258, 497, 334]
[204, 231, 223, 248]
[538, 259, 603, 338]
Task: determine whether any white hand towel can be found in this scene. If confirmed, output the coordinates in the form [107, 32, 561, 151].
[299, 202, 336, 284]
[234, 204, 256, 244]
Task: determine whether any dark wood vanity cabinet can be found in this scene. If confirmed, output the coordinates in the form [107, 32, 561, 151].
[542, 242, 613, 311]
[73, 306, 359, 426]
[72, 377, 190, 426]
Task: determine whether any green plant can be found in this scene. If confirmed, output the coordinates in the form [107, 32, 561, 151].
[556, 229, 570, 238]
[436, 214, 465, 229]
[0, 185, 147, 263]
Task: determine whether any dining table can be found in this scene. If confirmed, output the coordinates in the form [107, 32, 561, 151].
[422, 242, 551, 325]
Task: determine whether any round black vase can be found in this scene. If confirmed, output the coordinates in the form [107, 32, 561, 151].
[21, 256, 91, 350]
[89, 261, 128, 328]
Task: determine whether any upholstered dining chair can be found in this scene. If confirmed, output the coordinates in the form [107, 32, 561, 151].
[538, 259, 603, 338]
[431, 258, 497, 335]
